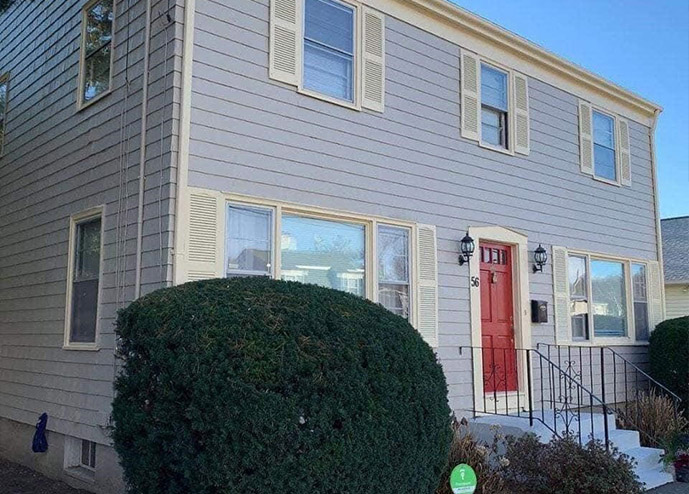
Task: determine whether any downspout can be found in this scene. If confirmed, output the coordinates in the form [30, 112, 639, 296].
[172, 0, 197, 285]
[649, 108, 666, 319]
[134, 0, 153, 299]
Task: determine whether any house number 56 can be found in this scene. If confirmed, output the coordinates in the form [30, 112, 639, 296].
[470, 276, 480, 288]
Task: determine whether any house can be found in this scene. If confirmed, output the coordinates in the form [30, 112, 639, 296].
[662, 216, 689, 318]
[0, 0, 673, 492]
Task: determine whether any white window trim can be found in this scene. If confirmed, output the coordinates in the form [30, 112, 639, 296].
[77, 0, 116, 111]
[64, 436, 96, 483]
[567, 249, 649, 346]
[222, 194, 417, 324]
[63, 206, 105, 351]
[590, 106, 621, 187]
[477, 58, 516, 156]
[0, 72, 9, 157]
[297, 0, 362, 111]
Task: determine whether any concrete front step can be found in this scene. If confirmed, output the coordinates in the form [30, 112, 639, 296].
[471, 412, 674, 491]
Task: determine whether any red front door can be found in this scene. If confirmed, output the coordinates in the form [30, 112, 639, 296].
[480, 242, 518, 393]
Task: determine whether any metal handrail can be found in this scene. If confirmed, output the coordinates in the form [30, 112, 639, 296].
[459, 346, 612, 449]
[536, 342, 683, 447]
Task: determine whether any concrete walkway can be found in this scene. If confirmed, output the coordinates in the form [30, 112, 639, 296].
[647, 482, 688, 493]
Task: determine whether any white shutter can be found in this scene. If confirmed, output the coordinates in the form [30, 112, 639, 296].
[460, 50, 480, 141]
[269, 0, 301, 86]
[647, 261, 664, 331]
[187, 192, 224, 281]
[513, 72, 530, 155]
[578, 101, 594, 175]
[552, 246, 571, 344]
[617, 118, 632, 186]
[415, 224, 438, 347]
[361, 7, 385, 112]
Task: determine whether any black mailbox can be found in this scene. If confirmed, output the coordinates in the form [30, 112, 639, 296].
[531, 300, 548, 323]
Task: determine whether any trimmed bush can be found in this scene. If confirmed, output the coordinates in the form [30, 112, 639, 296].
[649, 316, 689, 406]
[500, 434, 642, 494]
[112, 277, 451, 494]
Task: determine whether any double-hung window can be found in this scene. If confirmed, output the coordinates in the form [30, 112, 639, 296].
[378, 225, 411, 319]
[481, 64, 509, 149]
[592, 110, 617, 182]
[65, 210, 103, 347]
[303, 0, 356, 103]
[632, 263, 650, 341]
[568, 255, 589, 341]
[0, 73, 8, 156]
[79, 0, 114, 107]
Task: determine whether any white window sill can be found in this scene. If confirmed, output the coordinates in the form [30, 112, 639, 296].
[63, 343, 100, 352]
[591, 174, 621, 187]
[64, 466, 95, 484]
[76, 88, 112, 112]
[479, 141, 514, 156]
[297, 87, 361, 112]
[569, 339, 648, 347]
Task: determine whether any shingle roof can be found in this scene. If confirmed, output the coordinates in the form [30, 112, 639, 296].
[661, 216, 689, 284]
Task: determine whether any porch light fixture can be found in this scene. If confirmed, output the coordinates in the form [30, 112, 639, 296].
[533, 244, 548, 273]
[458, 232, 475, 266]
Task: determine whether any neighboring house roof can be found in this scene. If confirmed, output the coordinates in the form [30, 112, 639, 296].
[661, 216, 689, 284]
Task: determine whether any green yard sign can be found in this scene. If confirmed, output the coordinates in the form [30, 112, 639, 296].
[449, 463, 477, 494]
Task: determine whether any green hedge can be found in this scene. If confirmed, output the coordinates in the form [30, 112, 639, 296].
[649, 316, 689, 406]
[112, 277, 451, 494]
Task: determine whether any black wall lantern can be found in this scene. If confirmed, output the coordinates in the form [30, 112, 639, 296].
[458, 232, 475, 266]
[533, 244, 548, 273]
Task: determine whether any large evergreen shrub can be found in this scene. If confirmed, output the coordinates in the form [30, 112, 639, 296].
[112, 277, 451, 494]
[649, 316, 689, 406]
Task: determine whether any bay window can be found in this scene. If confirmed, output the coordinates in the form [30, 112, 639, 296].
[632, 263, 650, 341]
[591, 259, 627, 338]
[225, 204, 274, 277]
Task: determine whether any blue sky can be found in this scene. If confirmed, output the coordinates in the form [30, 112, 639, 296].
[451, 0, 689, 219]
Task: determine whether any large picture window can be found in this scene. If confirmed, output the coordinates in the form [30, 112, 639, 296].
[79, 0, 114, 107]
[591, 260, 627, 338]
[65, 210, 103, 347]
[280, 215, 365, 295]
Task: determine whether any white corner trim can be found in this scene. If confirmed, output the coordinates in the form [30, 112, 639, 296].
[173, 0, 197, 286]
[467, 225, 531, 411]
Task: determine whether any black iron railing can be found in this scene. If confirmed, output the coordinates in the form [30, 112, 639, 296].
[459, 346, 612, 449]
[536, 343, 683, 447]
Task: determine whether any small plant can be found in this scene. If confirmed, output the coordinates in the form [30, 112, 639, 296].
[435, 418, 507, 494]
[663, 432, 689, 483]
[617, 389, 688, 447]
[500, 434, 643, 494]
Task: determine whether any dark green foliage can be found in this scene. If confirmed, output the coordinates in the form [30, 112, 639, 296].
[112, 277, 451, 494]
[500, 434, 643, 494]
[0, 0, 18, 15]
[649, 316, 689, 406]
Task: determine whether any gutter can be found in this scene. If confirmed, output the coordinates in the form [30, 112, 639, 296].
[649, 108, 666, 319]
[134, 0, 153, 299]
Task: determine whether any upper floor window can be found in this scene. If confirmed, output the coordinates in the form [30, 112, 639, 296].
[79, 0, 114, 107]
[578, 101, 632, 186]
[460, 51, 530, 156]
[303, 0, 355, 103]
[592, 110, 617, 182]
[0, 73, 8, 156]
[268, 0, 385, 112]
[65, 209, 103, 348]
[480, 64, 509, 149]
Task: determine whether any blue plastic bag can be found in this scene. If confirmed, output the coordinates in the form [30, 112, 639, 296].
[32, 413, 48, 453]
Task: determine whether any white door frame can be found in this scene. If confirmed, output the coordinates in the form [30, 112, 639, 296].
[468, 225, 532, 413]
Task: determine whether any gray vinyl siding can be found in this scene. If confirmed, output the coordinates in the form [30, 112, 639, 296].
[666, 285, 689, 319]
[187, 0, 658, 412]
[0, 0, 182, 443]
